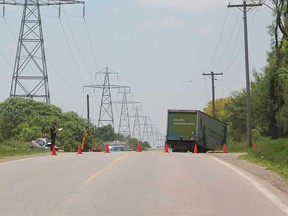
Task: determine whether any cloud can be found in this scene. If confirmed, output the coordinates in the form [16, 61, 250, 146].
[159, 17, 183, 26]
[195, 26, 212, 34]
[140, 0, 228, 11]
[158, 18, 212, 34]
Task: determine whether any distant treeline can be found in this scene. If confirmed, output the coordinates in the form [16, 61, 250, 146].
[0, 98, 146, 151]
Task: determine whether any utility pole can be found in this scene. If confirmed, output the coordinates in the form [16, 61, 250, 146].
[0, 0, 85, 103]
[86, 94, 90, 125]
[202, 71, 223, 118]
[83, 67, 128, 129]
[228, 1, 262, 148]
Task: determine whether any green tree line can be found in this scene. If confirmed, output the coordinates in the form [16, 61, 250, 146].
[0, 98, 145, 152]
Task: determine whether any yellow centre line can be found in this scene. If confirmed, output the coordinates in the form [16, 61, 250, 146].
[83, 153, 129, 185]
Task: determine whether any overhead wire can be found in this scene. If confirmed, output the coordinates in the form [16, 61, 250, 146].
[213, 10, 241, 70]
[55, 6, 102, 115]
[200, 8, 230, 104]
[1, 12, 19, 71]
[59, 17, 85, 84]
[205, 7, 229, 73]
[224, 8, 258, 73]
[46, 59, 81, 90]
[83, 19, 99, 72]
[62, 6, 95, 81]
[133, 79, 204, 92]
[224, 17, 243, 72]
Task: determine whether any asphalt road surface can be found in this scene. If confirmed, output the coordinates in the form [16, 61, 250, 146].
[0, 151, 288, 216]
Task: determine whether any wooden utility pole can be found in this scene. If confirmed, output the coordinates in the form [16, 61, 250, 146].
[202, 71, 223, 118]
[87, 94, 90, 124]
[228, 1, 262, 148]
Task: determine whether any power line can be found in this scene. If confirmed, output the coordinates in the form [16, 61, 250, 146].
[84, 19, 99, 72]
[59, 19, 86, 84]
[133, 79, 203, 92]
[62, 8, 95, 81]
[214, 10, 241, 70]
[205, 8, 229, 72]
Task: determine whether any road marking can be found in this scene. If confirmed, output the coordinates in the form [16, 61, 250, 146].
[83, 154, 128, 185]
[0, 157, 37, 166]
[211, 156, 288, 215]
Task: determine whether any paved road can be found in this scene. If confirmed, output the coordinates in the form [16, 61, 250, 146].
[0, 151, 288, 216]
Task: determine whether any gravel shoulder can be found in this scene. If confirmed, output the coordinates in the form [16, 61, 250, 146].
[210, 153, 288, 196]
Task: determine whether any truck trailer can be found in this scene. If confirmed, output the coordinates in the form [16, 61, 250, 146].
[166, 110, 227, 152]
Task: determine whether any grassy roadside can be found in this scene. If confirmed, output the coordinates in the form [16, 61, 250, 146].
[0, 140, 48, 158]
[227, 138, 288, 181]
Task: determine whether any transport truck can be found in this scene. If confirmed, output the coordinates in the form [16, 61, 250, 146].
[166, 109, 227, 152]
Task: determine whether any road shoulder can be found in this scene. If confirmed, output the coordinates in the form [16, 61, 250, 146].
[210, 153, 288, 196]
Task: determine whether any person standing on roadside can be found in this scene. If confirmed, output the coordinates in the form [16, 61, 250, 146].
[50, 122, 57, 151]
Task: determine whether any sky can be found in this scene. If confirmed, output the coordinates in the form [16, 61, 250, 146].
[0, 0, 274, 144]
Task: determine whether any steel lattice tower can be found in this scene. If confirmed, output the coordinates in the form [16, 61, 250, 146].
[0, 0, 84, 103]
[149, 124, 156, 147]
[118, 89, 130, 137]
[114, 89, 141, 138]
[98, 67, 115, 128]
[142, 116, 150, 143]
[83, 67, 128, 129]
[132, 106, 142, 141]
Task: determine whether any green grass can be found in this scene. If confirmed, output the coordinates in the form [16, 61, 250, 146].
[227, 139, 288, 181]
[0, 140, 48, 158]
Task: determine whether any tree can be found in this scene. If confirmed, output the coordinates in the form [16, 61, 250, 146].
[248, 0, 288, 138]
[203, 98, 231, 121]
[0, 98, 140, 151]
[222, 91, 247, 142]
[0, 98, 86, 151]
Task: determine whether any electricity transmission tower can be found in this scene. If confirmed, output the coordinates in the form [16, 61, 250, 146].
[83, 67, 128, 129]
[141, 116, 150, 143]
[116, 88, 131, 137]
[132, 105, 142, 141]
[114, 88, 141, 137]
[149, 124, 156, 147]
[0, 0, 85, 103]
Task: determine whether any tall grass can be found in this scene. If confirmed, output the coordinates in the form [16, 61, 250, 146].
[227, 138, 288, 181]
[0, 140, 47, 158]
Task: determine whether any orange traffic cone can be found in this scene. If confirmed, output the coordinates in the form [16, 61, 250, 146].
[137, 142, 142, 152]
[51, 145, 57, 156]
[253, 143, 257, 150]
[77, 144, 82, 154]
[223, 144, 227, 153]
[105, 143, 110, 153]
[164, 143, 169, 153]
[193, 144, 198, 154]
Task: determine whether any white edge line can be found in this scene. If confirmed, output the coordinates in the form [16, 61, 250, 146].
[0, 157, 39, 166]
[211, 156, 288, 215]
